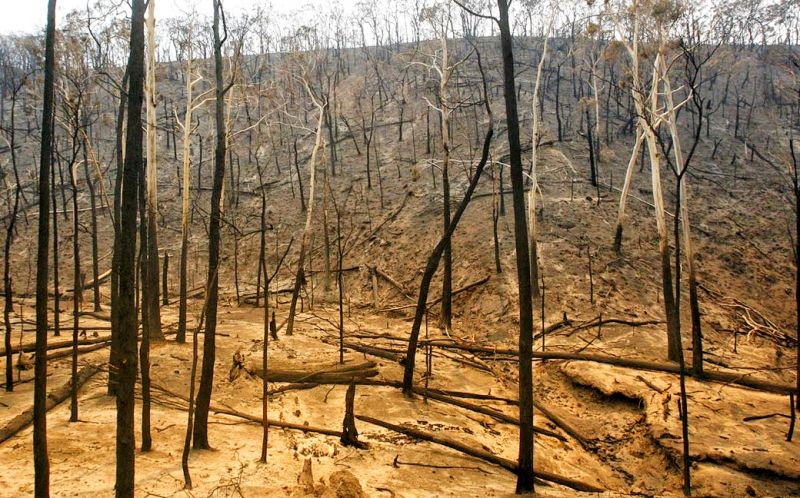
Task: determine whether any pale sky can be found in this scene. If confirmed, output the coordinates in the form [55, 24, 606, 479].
[0, 0, 360, 35]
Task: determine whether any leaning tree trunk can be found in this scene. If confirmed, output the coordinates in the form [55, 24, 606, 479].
[528, 28, 551, 298]
[285, 94, 325, 337]
[613, 129, 644, 253]
[34, 1, 57, 494]
[402, 124, 493, 395]
[793, 139, 800, 410]
[115, 0, 145, 494]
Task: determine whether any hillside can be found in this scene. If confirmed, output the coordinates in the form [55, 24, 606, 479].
[1, 5, 799, 496]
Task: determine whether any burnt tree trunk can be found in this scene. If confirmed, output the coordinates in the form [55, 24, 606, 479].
[114, 0, 145, 493]
[193, 0, 227, 449]
[34, 3, 57, 489]
[4, 81, 22, 392]
[109, 66, 130, 396]
[496, 1, 536, 492]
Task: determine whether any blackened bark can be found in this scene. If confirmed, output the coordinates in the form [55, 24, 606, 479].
[162, 252, 169, 305]
[109, 67, 130, 396]
[402, 126, 493, 395]
[194, 0, 227, 449]
[69, 152, 80, 423]
[496, 0, 535, 492]
[115, 0, 145, 493]
[585, 107, 597, 187]
[4, 82, 22, 392]
[82, 147, 101, 311]
[52, 163, 60, 339]
[34, 1, 57, 492]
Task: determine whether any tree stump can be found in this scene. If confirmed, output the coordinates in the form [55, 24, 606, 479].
[340, 383, 367, 449]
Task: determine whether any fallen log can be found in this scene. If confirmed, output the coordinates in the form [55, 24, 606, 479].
[380, 276, 490, 312]
[415, 389, 566, 441]
[212, 405, 342, 438]
[415, 342, 795, 395]
[565, 316, 664, 336]
[248, 360, 380, 384]
[149, 383, 342, 438]
[532, 316, 574, 343]
[1, 335, 111, 356]
[166, 362, 581, 449]
[260, 378, 569, 443]
[532, 401, 591, 449]
[356, 414, 604, 493]
[326, 338, 401, 362]
[65, 269, 110, 293]
[353, 191, 411, 251]
[375, 267, 413, 300]
[186, 286, 205, 299]
[45, 343, 108, 361]
[78, 311, 111, 321]
[0, 365, 100, 444]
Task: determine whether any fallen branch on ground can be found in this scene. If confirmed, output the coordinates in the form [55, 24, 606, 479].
[356, 414, 604, 493]
[2, 335, 111, 356]
[0, 365, 99, 444]
[380, 276, 490, 313]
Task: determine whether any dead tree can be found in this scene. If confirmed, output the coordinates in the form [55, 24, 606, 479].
[790, 138, 800, 410]
[2, 72, 26, 392]
[285, 78, 326, 337]
[69, 157, 81, 424]
[413, 6, 473, 334]
[143, 0, 163, 344]
[34, 1, 57, 494]
[612, 12, 681, 362]
[528, 12, 555, 298]
[194, 0, 231, 449]
[109, 66, 130, 396]
[114, 0, 146, 493]
[495, 0, 537, 492]
[402, 44, 493, 397]
[176, 20, 207, 344]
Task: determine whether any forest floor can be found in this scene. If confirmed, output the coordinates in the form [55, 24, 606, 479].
[0, 291, 798, 497]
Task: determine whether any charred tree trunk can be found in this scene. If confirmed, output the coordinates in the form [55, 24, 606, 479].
[790, 139, 800, 410]
[138, 157, 152, 453]
[34, 3, 57, 490]
[402, 125, 493, 396]
[4, 82, 22, 392]
[193, 0, 227, 449]
[114, 0, 145, 494]
[82, 146, 101, 311]
[402, 41, 493, 396]
[69, 156, 80, 423]
[109, 67, 130, 396]
[496, 1, 536, 492]
[52, 161, 60, 339]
